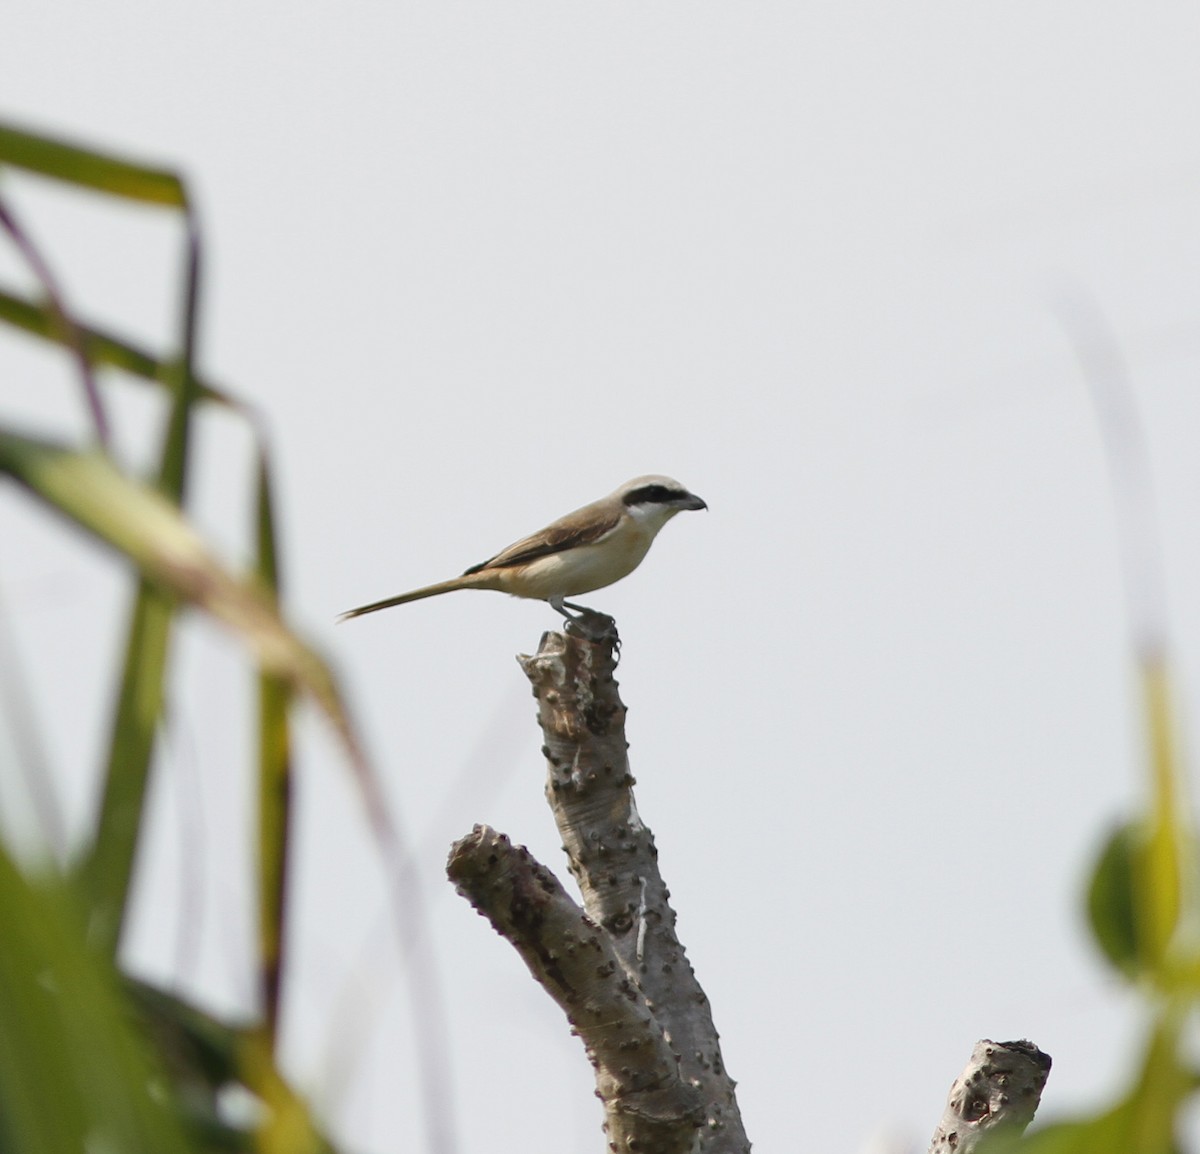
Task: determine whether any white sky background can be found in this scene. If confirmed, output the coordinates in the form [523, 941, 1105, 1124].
[3, 4, 1200, 1152]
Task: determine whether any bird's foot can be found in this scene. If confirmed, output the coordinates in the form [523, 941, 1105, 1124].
[551, 599, 619, 644]
[564, 610, 618, 644]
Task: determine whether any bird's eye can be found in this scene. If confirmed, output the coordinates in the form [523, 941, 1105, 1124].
[623, 484, 680, 506]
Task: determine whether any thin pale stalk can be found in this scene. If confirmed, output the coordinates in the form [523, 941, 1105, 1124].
[0, 193, 109, 446]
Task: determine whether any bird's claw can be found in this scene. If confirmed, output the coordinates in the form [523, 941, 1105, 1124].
[564, 610, 618, 644]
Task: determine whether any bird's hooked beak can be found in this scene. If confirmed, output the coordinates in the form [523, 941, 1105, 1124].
[681, 492, 708, 512]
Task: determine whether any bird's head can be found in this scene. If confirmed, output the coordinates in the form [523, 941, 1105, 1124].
[616, 475, 707, 531]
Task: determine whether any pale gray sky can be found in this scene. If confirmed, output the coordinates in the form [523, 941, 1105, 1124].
[3, 4, 1200, 1152]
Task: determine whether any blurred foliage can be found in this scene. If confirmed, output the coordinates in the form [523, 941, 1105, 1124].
[0, 121, 343, 1153]
[983, 658, 1198, 1146]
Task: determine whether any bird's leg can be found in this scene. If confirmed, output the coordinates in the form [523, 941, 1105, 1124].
[548, 597, 617, 643]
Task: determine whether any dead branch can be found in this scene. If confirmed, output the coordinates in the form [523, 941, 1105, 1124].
[928, 1039, 1051, 1154]
[448, 826, 704, 1153]
[448, 624, 749, 1153]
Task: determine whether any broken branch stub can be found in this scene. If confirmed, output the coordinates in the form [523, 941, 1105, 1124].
[929, 1039, 1051, 1154]
[447, 825, 704, 1154]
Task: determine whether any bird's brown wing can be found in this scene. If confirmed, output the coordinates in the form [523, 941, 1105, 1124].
[462, 505, 622, 575]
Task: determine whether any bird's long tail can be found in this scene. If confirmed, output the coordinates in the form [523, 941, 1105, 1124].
[339, 576, 475, 621]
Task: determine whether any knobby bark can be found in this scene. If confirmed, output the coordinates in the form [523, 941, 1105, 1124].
[447, 625, 1050, 1153]
[928, 1039, 1051, 1154]
[447, 624, 749, 1154]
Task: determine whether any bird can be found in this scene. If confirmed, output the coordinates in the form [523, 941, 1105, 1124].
[340, 475, 706, 630]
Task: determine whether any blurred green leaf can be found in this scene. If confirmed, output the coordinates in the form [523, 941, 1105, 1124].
[80, 212, 204, 952]
[42, 274, 202, 954]
[82, 584, 176, 953]
[0, 430, 344, 714]
[1086, 661, 1193, 989]
[2, 427, 353, 1151]
[0, 118, 387, 1154]
[0, 121, 186, 206]
[1140, 661, 1185, 971]
[0, 848, 193, 1154]
[254, 454, 293, 1039]
[0, 119, 203, 952]
[125, 980, 337, 1153]
[1122, 1016, 1190, 1154]
[988, 1100, 1177, 1154]
[2, 267, 299, 1027]
[240, 1029, 333, 1154]
[984, 1118, 1100, 1154]
[1088, 822, 1144, 979]
[0, 287, 232, 407]
[125, 977, 249, 1094]
[988, 1116, 1128, 1154]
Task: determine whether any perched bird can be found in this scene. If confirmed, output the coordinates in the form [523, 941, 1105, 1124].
[340, 475, 706, 628]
